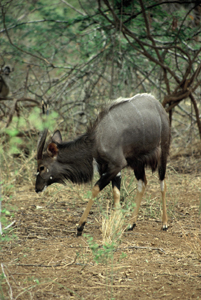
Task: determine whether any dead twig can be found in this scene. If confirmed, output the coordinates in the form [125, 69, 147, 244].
[3, 220, 16, 231]
[117, 245, 166, 253]
[16, 255, 77, 268]
[6, 97, 40, 127]
[1, 263, 13, 300]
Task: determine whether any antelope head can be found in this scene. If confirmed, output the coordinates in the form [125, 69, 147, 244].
[35, 129, 64, 192]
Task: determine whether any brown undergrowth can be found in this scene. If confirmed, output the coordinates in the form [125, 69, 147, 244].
[1, 149, 201, 299]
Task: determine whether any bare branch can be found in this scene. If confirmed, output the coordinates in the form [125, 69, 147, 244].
[61, 0, 86, 16]
[189, 93, 201, 139]
[1, 7, 54, 66]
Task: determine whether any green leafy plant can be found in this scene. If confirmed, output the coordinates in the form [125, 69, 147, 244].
[84, 235, 116, 264]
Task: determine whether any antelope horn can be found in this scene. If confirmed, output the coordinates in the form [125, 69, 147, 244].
[37, 128, 48, 160]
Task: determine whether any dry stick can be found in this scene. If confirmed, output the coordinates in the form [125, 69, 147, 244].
[120, 245, 166, 253]
[3, 221, 16, 231]
[61, 0, 86, 15]
[0, 146, 16, 235]
[190, 93, 201, 139]
[1, 263, 13, 300]
[0, 151, 2, 235]
[17, 255, 77, 268]
[0, 178, 2, 235]
[6, 98, 40, 128]
[15, 278, 58, 300]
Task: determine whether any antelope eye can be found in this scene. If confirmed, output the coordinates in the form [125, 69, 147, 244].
[39, 166, 45, 172]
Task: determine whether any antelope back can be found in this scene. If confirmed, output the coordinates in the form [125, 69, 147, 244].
[93, 94, 170, 167]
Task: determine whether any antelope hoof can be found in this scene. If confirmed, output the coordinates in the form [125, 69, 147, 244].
[162, 224, 168, 231]
[77, 222, 86, 237]
[127, 223, 136, 231]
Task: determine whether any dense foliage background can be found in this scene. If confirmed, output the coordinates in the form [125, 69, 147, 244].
[0, 0, 201, 140]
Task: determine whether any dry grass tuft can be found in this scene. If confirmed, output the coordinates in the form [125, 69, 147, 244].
[184, 231, 201, 261]
[101, 202, 126, 245]
[175, 219, 201, 261]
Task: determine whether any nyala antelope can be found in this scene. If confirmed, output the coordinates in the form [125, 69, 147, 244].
[35, 93, 170, 236]
[0, 66, 11, 98]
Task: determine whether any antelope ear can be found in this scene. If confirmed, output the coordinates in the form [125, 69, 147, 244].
[52, 130, 62, 144]
[47, 143, 58, 158]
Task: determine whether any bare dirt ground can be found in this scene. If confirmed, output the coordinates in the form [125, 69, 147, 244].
[1, 157, 201, 300]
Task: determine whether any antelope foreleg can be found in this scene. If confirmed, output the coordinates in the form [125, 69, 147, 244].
[77, 185, 100, 236]
[77, 170, 122, 236]
[160, 180, 168, 230]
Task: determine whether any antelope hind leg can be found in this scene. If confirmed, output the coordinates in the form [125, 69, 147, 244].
[128, 179, 146, 230]
[160, 180, 168, 230]
[112, 172, 121, 208]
